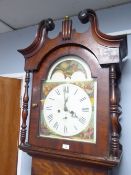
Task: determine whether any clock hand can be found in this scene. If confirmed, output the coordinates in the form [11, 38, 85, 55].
[64, 97, 68, 111]
[70, 111, 79, 118]
[63, 87, 69, 112]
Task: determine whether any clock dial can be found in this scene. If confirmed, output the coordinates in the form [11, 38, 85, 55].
[39, 56, 97, 143]
[42, 83, 92, 137]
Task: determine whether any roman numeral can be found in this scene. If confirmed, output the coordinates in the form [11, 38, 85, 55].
[74, 126, 78, 130]
[64, 126, 67, 133]
[74, 89, 78, 95]
[47, 114, 53, 122]
[79, 117, 86, 124]
[80, 97, 86, 102]
[55, 89, 60, 95]
[49, 97, 55, 100]
[53, 122, 59, 130]
[46, 106, 52, 110]
[63, 85, 69, 93]
[82, 107, 89, 112]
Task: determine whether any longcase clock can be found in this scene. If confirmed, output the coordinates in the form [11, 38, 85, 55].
[18, 9, 127, 175]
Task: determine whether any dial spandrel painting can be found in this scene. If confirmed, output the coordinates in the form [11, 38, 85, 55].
[39, 56, 97, 143]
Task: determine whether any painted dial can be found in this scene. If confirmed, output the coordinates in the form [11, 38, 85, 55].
[43, 83, 92, 137]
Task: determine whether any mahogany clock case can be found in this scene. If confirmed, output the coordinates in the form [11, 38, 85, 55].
[18, 9, 127, 169]
[29, 46, 110, 157]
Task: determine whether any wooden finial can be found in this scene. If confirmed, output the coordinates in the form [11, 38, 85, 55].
[64, 16, 69, 20]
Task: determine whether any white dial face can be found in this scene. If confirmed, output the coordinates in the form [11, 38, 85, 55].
[43, 83, 92, 137]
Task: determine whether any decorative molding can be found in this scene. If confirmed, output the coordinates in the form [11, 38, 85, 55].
[108, 29, 131, 36]
[20, 71, 30, 146]
[78, 9, 127, 60]
[110, 64, 122, 158]
[19, 144, 121, 168]
[62, 16, 72, 40]
[18, 18, 55, 58]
